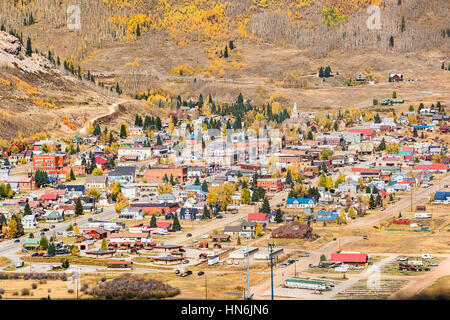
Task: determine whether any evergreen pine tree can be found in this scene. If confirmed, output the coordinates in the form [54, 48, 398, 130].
[75, 198, 83, 216]
[23, 202, 32, 216]
[286, 170, 293, 185]
[150, 214, 157, 228]
[70, 169, 76, 181]
[201, 180, 209, 192]
[260, 198, 271, 214]
[26, 37, 32, 56]
[120, 124, 127, 138]
[172, 213, 181, 231]
[319, 66, 324, 78]
[369, 194, 376, 209]
[274, 208, 283, 223]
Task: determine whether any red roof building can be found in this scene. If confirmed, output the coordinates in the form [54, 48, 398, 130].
[330, 252, 368, 265]
[248, 213, 269, 223]
[347, 128, 375, 139]
[156, 221, 172, 230]
[39, 193, 59, 201]
[414, 163, 450, 172]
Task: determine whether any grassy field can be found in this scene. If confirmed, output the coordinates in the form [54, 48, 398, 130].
[414, 276, 450, 300]
[0, 278, 76, 299]
[334, 279, 409, 300]
[340, 227, 450, 254]
[22, 255, 108, 267]
[132, 256, 154, 263]
[3, 263, 29, 271]
[0, 271, 268, 299]
[380, 257, 446, 276]
[0, 257, 11, 267]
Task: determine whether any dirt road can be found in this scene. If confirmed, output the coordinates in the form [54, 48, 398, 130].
[79, 100, 123, 135]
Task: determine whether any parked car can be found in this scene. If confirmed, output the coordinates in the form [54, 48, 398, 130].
[191, 239, 198, 243]
[14, 239, 20, 243]
[51, 225, 55, 229]
[175, 270, 180, 275]
[31, 253, 39, 257]
[183, 260, 190, 264]
[197, 271, 204, 276]
[333, 238, 337, 241]
[396, 257, 407, 261]
[444, 185, 448, 188]
[299, 253, 310, 257]
[88, 218, 93, 222]
[428, 262, 438, 267]
[278, 263, 288, 268]
[186, 233, 192, 237]
[363, 236, 368, 240]
[201, 234, 209, 239]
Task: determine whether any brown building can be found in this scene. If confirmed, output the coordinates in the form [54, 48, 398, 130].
[271, 221, 313, 239]
[145, 166, 187, 183]
[257, 178, 283, 193]
[33, 153, 70, 172]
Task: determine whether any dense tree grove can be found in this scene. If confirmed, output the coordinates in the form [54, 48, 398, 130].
[88, 274, 180, 299]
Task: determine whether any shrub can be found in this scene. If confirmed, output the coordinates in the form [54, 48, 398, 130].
[88, 274, 180, 299]
[21, 288, 30, 295]
[67, 289, 74, 294]
[0, 288, 4, 294]
[31, 283, 38, 289]
[12, 291, 18, 296]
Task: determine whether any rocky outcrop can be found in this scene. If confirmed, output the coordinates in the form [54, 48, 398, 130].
[0, 31, 51, 73]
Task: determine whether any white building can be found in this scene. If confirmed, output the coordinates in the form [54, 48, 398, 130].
[22, 215, 38, 229]
[109, 232, 152, 244]
[228, 247, 259, 259]
[119, 208, 145, 220]
[0, 168, 9, 181]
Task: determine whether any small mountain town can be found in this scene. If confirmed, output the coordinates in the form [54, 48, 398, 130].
[0, 93, 449, 301]
[0, 0, 448, 306]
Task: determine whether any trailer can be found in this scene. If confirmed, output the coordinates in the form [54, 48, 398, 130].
[207, 254, 219, 266]
[414, 213, 432, 219]
[284, 279, 329, 291]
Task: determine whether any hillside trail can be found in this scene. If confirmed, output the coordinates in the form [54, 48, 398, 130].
[79, 100, 125, 135]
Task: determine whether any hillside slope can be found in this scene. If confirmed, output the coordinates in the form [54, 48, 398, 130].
[0, 31, 159, 146]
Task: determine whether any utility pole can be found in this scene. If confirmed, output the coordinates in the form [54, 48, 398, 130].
[294, 259, 297, 277]
[410, 187, 412, 212]
[245, 238, 251, 300]
[76, 266, 80, 300]
[268, 242, 275, 300]
[205, 273, 208, 300]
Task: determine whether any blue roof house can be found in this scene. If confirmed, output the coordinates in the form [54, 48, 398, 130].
[315, 210, 338, 222]
[286, 198, 316, 209]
